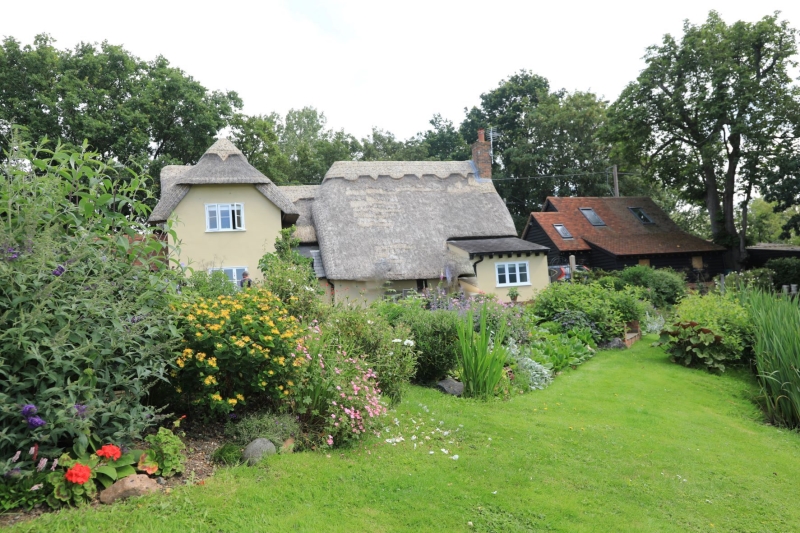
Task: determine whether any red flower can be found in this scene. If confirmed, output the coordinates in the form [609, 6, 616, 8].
[96, 444, 122, 461]
[64, 464, 92, 485]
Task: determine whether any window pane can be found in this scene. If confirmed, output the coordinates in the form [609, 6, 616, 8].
[518, 263, 528, 283]
[222, 268, 235, 281]
[207, 205, 218, 230]
[497, 264, 506, 285]
[629, 207, 653, 224]
[508, 264, 517, 284]
[580, 208, 605, 226]
[554, 224, 572, 238]
[219, 204, 231, 229]
[233, 205, 242, 229]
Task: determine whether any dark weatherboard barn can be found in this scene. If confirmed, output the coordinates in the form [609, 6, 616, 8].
[521, 196, 726, 279]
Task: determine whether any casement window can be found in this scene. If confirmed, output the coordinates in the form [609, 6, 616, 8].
[206, 203, 245, 231]
[553, 224, 573, 239]
[495, 261, 530, 287]
[579, 207, 605, 226]
[210, 267, 248, 284]
[692, 256, 704, 269]
[629, 207, 655, 225]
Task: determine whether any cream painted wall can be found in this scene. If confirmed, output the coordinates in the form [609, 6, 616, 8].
[474, 254, 549, 302]
[169, 184, 283, 280]
[326, 278, 441, 305]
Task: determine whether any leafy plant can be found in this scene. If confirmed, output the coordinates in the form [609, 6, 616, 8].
[507, 286, 520, 300]
[0, 139, 182, 459]
[211, 443, 242, 466]
[744, 290, 800, 428]
[143, 427, 186, 478]
[224, 412, 299, 446]
[655, 293, 753, 372]
[618, 265, 687, 308]
[46, 456, 97, 507]
[174, 288, 305, 415]
[528, 335, 594, 372]
[182, 269, 239, 299]
[456, 306, 508, 399]
[258, 228, 323, 320]
[765, 257, 800, 291]
[0, 472, 51, 511]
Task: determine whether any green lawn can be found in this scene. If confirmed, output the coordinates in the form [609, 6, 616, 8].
[9, 337, 800, 532]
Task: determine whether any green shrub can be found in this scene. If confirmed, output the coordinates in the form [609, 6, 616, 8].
[765, 257, 800, 291]
[551, 310, 601, 344]
[597, 275, 626, 291]
[528, 334, 595, 372]
[224, 412, 299, 446]
[211, 443, 242, 466]
[143, 428, 185, 478]
[0, 141, 181, 459]
[456, 307, 508, 399]
[618, 265, 687, 308]
[655, 293, 753, 372]
[744, 290, 800, 428]
[374, 300, 460, 382]
[532, 282, 645, 341]
[174, 289, 304, 415]
[321, 305, 417, 404]
[183, 270, 239, 299]
[258, 229, 323, 320]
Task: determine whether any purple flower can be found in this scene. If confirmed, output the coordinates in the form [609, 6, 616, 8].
[74, 404, 88, 418]
[4, 468, 21, 478]
[52, 265, 65, 276]
[21, 404, 38, 417]
[26, 416, 46, 429]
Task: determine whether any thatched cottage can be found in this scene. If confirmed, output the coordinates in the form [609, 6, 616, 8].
[150, 132, 550, 302]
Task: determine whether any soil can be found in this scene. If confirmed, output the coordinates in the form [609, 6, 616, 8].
[0, 420, 226, 529]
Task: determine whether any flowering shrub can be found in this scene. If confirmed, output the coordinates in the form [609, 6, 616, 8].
[174, 288, 305, 414]
[321, 306, 417, 403]
[1, 447, 54, 511]
[0, 140, 182, 459]
[292, 325, 387, 448]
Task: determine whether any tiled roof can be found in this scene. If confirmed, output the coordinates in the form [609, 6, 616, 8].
[526, 196, 725, 256]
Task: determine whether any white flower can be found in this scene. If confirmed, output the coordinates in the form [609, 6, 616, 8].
[30, 484, 43, 491]
[403, 339, 415, 347]
[451, 455, 459, 460]
[429, 451, 434, 455]
[392, 339, 402, 343]
[411, 435, 417, 440]
[441, 448, 449, 454]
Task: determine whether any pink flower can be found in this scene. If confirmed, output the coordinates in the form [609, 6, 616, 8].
[326, 435, 334, 446]
[11, 451, 20, 462]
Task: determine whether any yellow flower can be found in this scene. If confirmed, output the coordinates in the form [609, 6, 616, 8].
[175, 386, 182, 393]
[236, 394, 245, 401]
[283, 390, 289, 395]
[278, 385, 284, 390]
[204, 375, 217, 386]
[242, 336, 251, 342]
[227, 398, 238, 406]
[287, 380, 294, 387]
[208, 357, 217, 367]
[260, 381, 267, 387]
[278, 357, 285, 366]
[183, 348, 194, 356]
[197, 352, 206, 361]
[211, 393, 222, 402]
[195, 332, 202, 337]
[187, 314, 196, 321]
[268, 370, 274, 376]
[176, 358, 185, 368]
[216, 343, 223, 349]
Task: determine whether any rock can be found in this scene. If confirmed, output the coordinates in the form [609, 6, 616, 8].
[243, 438, 276, 465]
[436, 378, 463, 397]
[156, 477, 166, 485]
[99, 474, 158, 504]
[600, 337, 626, 350]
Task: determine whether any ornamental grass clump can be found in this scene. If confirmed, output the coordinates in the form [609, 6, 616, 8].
[744, 290, 800, 428]
[456, 306, 508, 399]
[174, 288, 305, 414]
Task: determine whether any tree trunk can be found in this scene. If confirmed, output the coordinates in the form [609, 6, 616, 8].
[700, 156, 723, 239]
[723, 133, 743, 269]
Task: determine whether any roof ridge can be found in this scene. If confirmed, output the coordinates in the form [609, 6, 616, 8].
[204, 138, 244, 161]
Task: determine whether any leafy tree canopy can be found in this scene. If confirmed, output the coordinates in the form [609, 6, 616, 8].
[606, 11, 800, 265]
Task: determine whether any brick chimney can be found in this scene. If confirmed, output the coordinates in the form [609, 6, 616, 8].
[471, 128, 492, 179]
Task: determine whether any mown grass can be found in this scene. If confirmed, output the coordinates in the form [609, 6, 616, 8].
[9, 336, 800, 532]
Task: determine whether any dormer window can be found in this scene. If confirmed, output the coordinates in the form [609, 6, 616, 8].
[553, 224, 573, 239]
[206, 203, 245, 231]
[579, 207, 605, 226]
[629, 207, 655, 225]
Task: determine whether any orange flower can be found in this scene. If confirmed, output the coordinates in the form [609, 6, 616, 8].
[97, 444, 122, 461]
[64, 463, 92, 484]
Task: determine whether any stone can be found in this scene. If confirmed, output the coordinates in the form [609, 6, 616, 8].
[436, 377, 463, 397]
[99, 474, 158, 504]
[243, 438, 276, 465]
[600, 337, 626, 350]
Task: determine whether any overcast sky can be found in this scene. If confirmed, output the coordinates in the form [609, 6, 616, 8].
[3, 1, 799, 140]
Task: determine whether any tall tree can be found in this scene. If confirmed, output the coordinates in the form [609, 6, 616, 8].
[461, 71, 635, 229]
[229, 114, 292, 184]
[0, 35, 242, 179]
[607, 11, 800, 266]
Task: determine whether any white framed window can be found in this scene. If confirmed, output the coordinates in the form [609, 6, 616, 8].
[206, 203, 245, 231]
[210, 267, 248, 285]
[495, 261, 530, 287]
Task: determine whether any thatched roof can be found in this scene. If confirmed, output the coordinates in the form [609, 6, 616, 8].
[312, 161, 516, 281]
[279, 185, 319, 243]
[148, 139, 298, 223]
